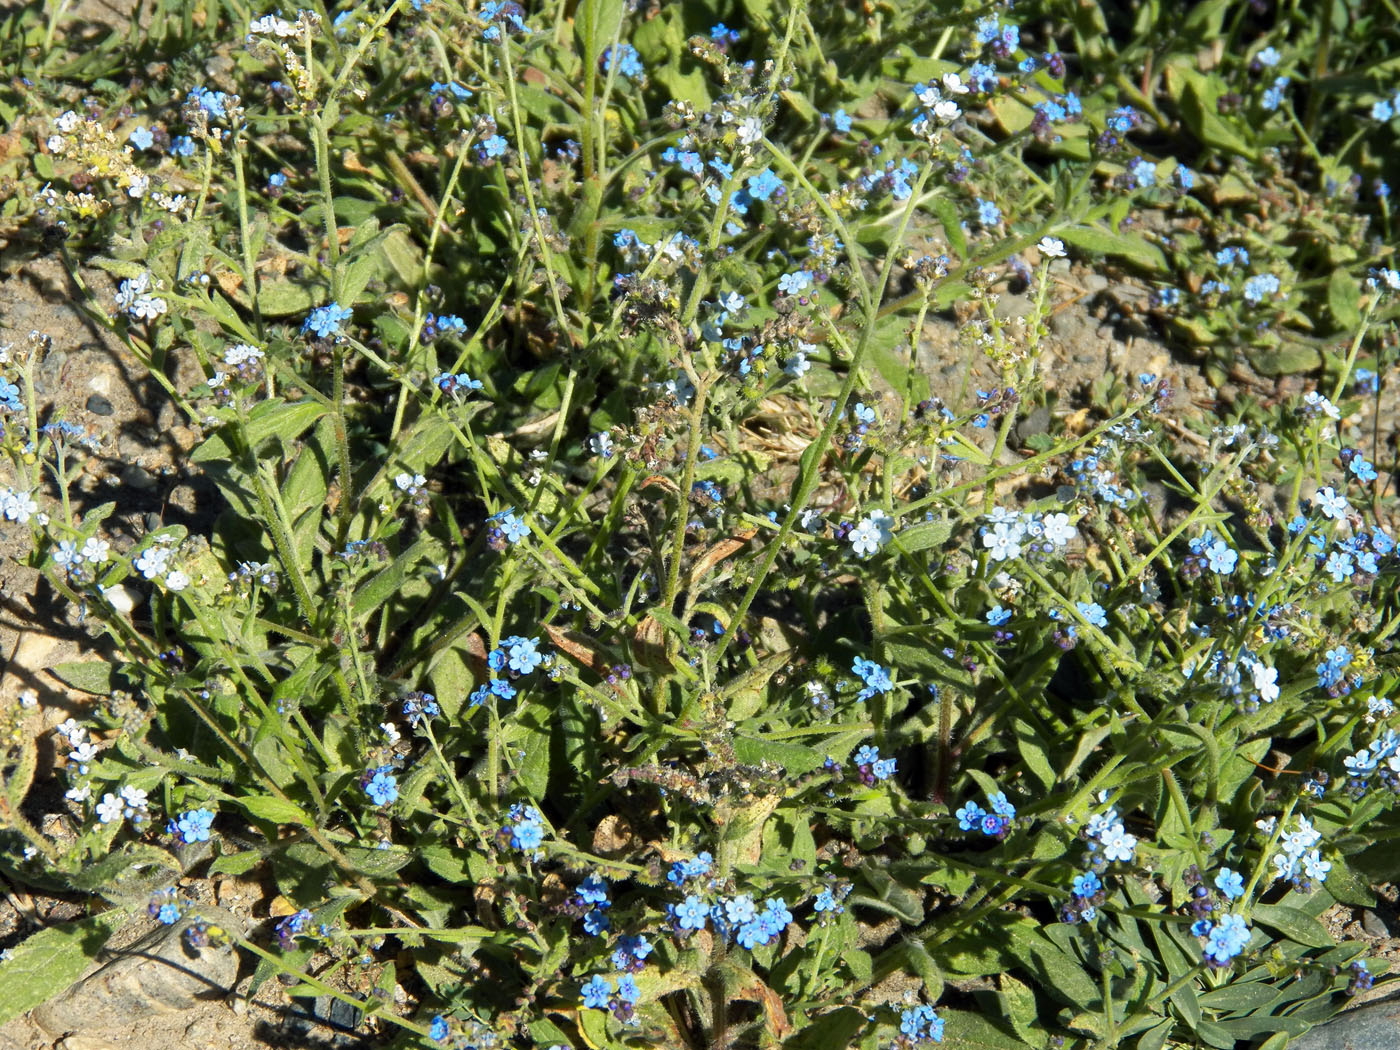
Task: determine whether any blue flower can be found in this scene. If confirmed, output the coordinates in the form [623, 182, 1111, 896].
[497, 511, 529, 543]
[128, 125, 154, 150]
[505, 804, 545, 851]
[577, 874, 609, 905]
[505, 635, 543, 673]
[157, 902, 181, 924]
[1129, 158, 1156, 189]
[675, 894, 708, 931]
[1315, 486, 1350, 520]
[746, 168, 783, 202]
[1076, 601, 1108, 628]
[1261, 76, 1290, 112]
[366, 769, 398, 806]
[171, 135, 195, 156]
[1203, 912, 1250, 965]
[583, 908, 610, 935]
[1373, 99, 1395, 121]
[831, 109, 852, 132]
[778, 270, 812, 294]
[986, 604, 1012, 626]
[1205, 540, 1238, 575]
[581, 975, 612, 1009]
[1242, 273, 1281, 304]
[480, 134, 508, 159]
[616, 974, 640, 1004]
[1072, 871, 1101, 897]
[852, 657, 893, 700]
[814, 888, 841, 913]
[899, 1003, 944, 1042]
[1214, 868, 1244, 900]
[172, 808, 215, 844]
[1256, 46, 1281, 67]
[1325, 550, 1355, 582]
[956, 800, 987, 831]
[302, 302, 353, 339]
[976, 198, 1001, 226]
[186, 87, 228, 118]
[602, 43, 644, 79]
[429, 1015, 450, 1041]
[1350, 457, 1378, 483]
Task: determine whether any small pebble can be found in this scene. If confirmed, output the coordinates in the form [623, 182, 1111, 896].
[85, 394, 114, 416]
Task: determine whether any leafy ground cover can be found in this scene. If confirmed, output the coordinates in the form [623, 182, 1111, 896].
[0, 0, 1399, 1048]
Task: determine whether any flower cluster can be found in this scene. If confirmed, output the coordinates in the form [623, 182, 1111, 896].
[954, 790, 1017, 839]
[1269, 814, 1330, 890]
[979, 507, 1077, 562]
[1197, 912, 1252, 967]
[503, 803, 544, 854]
[897, 1003, 945, 1045]
[852, 744, 896, 784]
[169, 807, 215, 844]
[670, 892, 794, 950]
[470, 635, 547, 707]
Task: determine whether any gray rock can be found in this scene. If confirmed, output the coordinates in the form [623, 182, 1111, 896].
[1360, 909, 1391, 938]
[31, 914, 240, 1037]
[1290, 996, 1400, 1050]
[85, 394, 114, 417]
[992, 293, 1033, 322]
[120, 464, 158, 491]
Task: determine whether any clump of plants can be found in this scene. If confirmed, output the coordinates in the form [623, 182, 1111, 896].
[0, 1, 1398, 1048]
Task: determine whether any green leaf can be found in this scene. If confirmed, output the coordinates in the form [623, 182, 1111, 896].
[941, 1009, 1036, 1050]
[895, 519, 954, 553]
[0, 910, 127, 1023]
[208, 850, 263, 876]
[239, 795, 314, 827]
[731, 735, 825, 775]
[191, 399, 329, 463]
[64, 844, 183, 892]
[1060, 224, 1167, 272]
[1328, 269, 1362, 330]
[1252, 904, 1333, 948]
[49, 661, 115, 695]
[1197, 981, 1278, 1012]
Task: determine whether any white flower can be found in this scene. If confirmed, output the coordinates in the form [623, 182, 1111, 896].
[933, 99, 962, 122]
[866, 509, 896, 544]
[55, 111, 80, 132]
[848, 518, 882, 557]
[380, 722, 401, 745]
[126, 174, 150, 199]
[164, 569, 190, 592]
[588, 432, 614, 457]
[1302, 850, 1331, 881]
[982, 521, 1023, 562]
[53, 540, 79, 568]
[46, 134, 65, 154]
[65, 783, 92, 803]
[19, 689, 37, 709]
[95, 793, 124, 824]
[0, 489, 38, 523]
[1100, 822, 1137, 863]
[249, 14, 299, 36]
[119, 785, 148, 810]
[128, 295, 167, 321]
[784, 352, 810, 378]
[736, 117, 764, 144]
[942, 72, 970, 95]
[1256, 816, 1277, 837]
[395, 472, 424, 492]
[1041, 512, 1076, 547]
[69, 741, 99, 767]
[1038, 236, 1067, 258]
[134, 545, 173, 579]
[1272, 850, 1297, 880]
[81, 537, 110, 564]
[1251, 662, 1280, 702]
[58, 719, 85, 744]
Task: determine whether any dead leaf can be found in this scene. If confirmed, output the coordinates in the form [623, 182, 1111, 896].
[543, 624, 608, 675]
[687, 529, 756, 589]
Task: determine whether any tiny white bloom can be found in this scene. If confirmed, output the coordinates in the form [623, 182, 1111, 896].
[55, 111, 80, 132]
[119, 785, 148, 810]
[1038, 236, 1067, 258]
[96, 793, 124, 824]
[65, 783, 92, 803]
[1251, 662, 1280, 702]
[588, 432, 614, 457]
[81, 537, 110, 564]
[784, 352, 810, 378]
[164, 569, 190, 592]
[1041, 512, 1077, 547]
[380, 722, 401, 745]
[19, 689, 38, 709]
[933, 99, 962, 122]
[942, 72, 970, 95]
